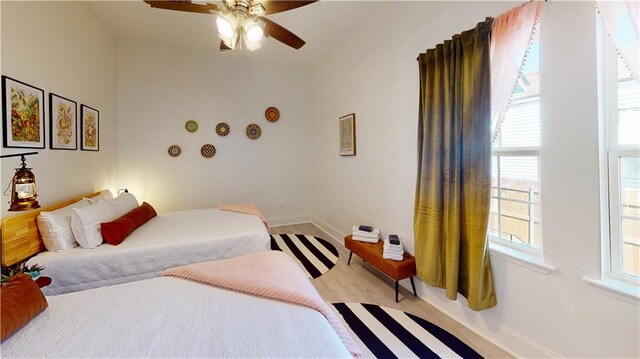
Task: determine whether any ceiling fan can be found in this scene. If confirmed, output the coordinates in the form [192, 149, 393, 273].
[143, 0, 317, 51]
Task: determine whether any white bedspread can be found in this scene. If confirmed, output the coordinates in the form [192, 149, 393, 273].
[27, 209, 270, 295]
[1, 277, 351, 358]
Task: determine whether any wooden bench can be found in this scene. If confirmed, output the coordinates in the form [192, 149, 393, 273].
[344, 235, 417, 302]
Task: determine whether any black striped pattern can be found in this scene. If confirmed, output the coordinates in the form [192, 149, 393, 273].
[270, 234, 339, 279]
[332, 303, 483, 359]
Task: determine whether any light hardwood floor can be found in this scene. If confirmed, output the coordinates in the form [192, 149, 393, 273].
[270, 223, 513, 359]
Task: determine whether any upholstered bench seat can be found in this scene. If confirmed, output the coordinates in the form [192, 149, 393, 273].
[344, 235, 417, 302]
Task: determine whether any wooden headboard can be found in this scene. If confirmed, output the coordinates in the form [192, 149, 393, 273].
[1, 190, 107, 267]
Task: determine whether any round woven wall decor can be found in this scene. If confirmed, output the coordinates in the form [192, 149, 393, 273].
[265, 107, 280, 122]
[200, 144, 216, 158]
[216, 122, 230, 136]
[246, 124, 262, 140]
[168, 145, 181, 157]
[185, 120, 198, 133]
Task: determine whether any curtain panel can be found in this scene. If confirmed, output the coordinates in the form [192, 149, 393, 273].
[490, 0, 543, 142]
[594, 0, 639, 82]
[415, 19, 496, 311]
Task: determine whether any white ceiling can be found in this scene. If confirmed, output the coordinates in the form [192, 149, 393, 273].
[87, 0, 383, 67]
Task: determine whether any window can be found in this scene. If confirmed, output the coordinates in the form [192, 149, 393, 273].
[488, 29, 542, 252]
[599, 11, 640, 280]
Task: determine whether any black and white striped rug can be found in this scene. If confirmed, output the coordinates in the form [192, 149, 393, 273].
[270, 234, 339, 279]
[331, 303, 483, 359]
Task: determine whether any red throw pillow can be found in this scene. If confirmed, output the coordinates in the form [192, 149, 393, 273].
[100, 202, 157, 245]
[132, 202, 157, 227]
[1, 273, 48, 342]
[101, 216, 137, 245]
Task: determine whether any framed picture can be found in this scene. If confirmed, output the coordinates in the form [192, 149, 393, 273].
[339, 113, 356, 156]
[2, 76, 45, 149]
[49, 93, 77, 150]
[80, 104, 99, 151]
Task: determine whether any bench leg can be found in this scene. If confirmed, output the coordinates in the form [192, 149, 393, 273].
[410, 277, 417, 297]
[395, 281, 399, 303]
[348, 251, 353, 265]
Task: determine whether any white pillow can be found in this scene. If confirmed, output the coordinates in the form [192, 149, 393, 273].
[71, 201, 117, 249]
[108, 193, 139, 217]
[37, 198, 91, 252]
[87, 190, 114, 205]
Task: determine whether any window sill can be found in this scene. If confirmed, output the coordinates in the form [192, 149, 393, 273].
[489, 242, 557, 274]
[582, 276, 640, 306]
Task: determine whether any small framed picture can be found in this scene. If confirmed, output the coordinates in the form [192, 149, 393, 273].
[2, 76, 45, 149]
[49, 93, 77, 150]
[80, 104, 99, 151]
[339, 113, 356, 156]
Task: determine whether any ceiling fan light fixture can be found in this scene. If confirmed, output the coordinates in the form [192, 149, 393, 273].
[244, 19, 264, 43]
[144, 0, 316, 51]
[216, 14, 236, 41]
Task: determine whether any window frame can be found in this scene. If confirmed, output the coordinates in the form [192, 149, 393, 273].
[490, 148, 543, 255]
[489, 89, 543, 255]
[598, 22, 640, 284]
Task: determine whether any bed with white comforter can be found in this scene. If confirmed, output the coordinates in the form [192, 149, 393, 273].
[1, 276, 351, 358]
[27, 208, 270, 295]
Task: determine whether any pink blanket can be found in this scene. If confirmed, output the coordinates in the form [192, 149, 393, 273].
[217, 203, 269, 229]
[164, 251, 361, 358]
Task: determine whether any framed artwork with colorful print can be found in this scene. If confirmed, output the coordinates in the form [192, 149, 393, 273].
[339, 113, 356, 156]
[49, 93, 77, 150]
[80, 104, 99, 151]
[2, 76, 45, 149]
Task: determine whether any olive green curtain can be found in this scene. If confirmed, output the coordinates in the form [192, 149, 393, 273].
[414, 19, 496, 311]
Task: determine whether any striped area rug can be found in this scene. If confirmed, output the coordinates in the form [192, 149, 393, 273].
[270, 234, 339, 279]
[331, 303, 483, 359]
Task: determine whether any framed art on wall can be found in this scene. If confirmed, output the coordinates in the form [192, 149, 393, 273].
[49, 93, 77, 150]
[2, 76, 45, 149]
[339, 113, 356, 156]
[80, 104, 99, 151]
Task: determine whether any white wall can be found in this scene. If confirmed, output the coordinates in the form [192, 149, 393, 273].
[116, 42, 312, 224]
[0, 2, 118, 218]
[2, 1, 637, 357]
[311, 1, 639, 358]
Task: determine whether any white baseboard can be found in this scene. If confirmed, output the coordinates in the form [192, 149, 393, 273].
[310, 215, 345, 244]
[498, 321, 562, 358]
[310, 214, 561, 359]
[412, 283, 561, 358]
[267, 214, 312, 227]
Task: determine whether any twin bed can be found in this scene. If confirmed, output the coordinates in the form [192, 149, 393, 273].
[2, 190, 270, 295]
[0, 190, 355, 357]
[2, 276, 352, 357]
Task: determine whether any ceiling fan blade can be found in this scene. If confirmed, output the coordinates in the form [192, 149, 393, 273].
[220, 40, 232, 51]
[143, 0, 220, 15]
[259, 1, 318, 15]
[259, 17, 305, 49]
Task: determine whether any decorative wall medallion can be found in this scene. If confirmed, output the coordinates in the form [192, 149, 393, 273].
[216, 122, 230, 136]
[201, 144, 216, 158]
[265, 107, 280, 122]
[246, 124, 262, 140]
[168, 145, 181, 157]
[185, 120, 198, 133]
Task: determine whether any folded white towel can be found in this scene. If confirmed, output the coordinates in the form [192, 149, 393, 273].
[352, 230, 379, 239]
[384, 248, 404, 256]
[351, 226, 380, 237]
[383, 252, 403, 261]
[352, 225, 380, 234]
[352, 235, 380, 244]
[383, 238, 404, 252]
[384, 242, 402, 248]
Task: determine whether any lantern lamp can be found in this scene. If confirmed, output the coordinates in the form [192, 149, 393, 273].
[1, 152, 40, 211]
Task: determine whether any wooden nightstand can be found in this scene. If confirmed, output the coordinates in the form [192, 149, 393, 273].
[345, 235, 417, 302]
